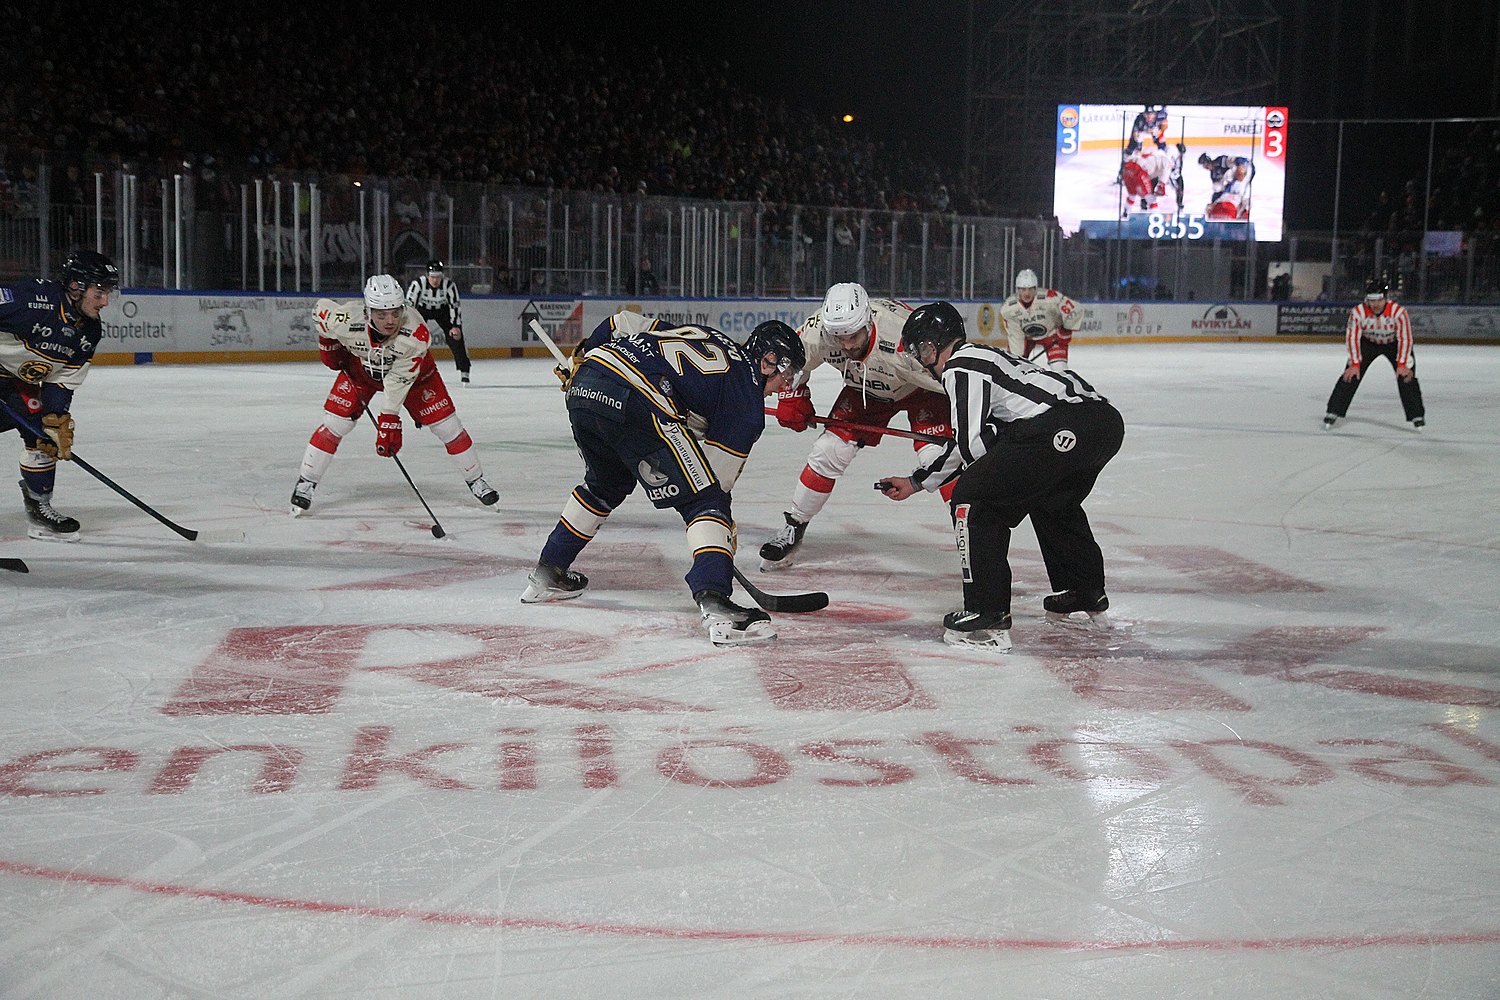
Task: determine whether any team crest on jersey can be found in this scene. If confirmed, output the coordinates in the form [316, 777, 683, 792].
[1052, 429, 1077, 453]
[657, 377, 673, 397]
[17, 359, 53, 383]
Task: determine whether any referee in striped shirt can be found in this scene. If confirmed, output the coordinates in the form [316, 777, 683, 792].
[1322, 278, 1425, 431]
[406, 260, 470, 383]
[877, 301, 1124, 651]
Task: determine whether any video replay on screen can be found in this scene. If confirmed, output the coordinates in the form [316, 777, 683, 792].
[1053, 104, 1287, 242]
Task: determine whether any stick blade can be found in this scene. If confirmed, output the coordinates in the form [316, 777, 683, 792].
[761, 590, 830, 613]
[732, 564, 829, 613]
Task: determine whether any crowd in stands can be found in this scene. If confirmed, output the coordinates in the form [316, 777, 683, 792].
[0, 4, 987, 220]
[1362, 124, 1500, 239]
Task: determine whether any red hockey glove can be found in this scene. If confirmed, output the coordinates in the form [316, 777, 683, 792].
[374, 413, 402, 456]
[318, 336, 348, 371]
[775, 386, 815, 432]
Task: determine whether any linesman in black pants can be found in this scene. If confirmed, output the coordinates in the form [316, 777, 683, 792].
[877, 301, 1124, 652]
[1323, 278, 1425, 431]
[406, 260, 471, 383]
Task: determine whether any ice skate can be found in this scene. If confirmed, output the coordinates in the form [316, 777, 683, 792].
[758, 512, 807, 571]
[696, 589, 776, 646]
[1322, 413, 1338, 430]
[461, 373, 470, 384]
[289, 477, 316, 516]
[1044, 588, 1110, 627]
[942, 610, 1012, 651]
[1411, 417, 1425, 431]
[520, 560, 588, 603]
[20, 480, 79, 542]
[467, 476, 499, 506]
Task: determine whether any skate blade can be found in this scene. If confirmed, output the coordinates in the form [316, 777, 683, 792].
[759, 552, 798, 572]
[289, 506, 306, 517]
[1045, 610, 1112, 630]
[27, 527, 79, 543]
[520, 583, 587, 604]
[708, 620, 777, 646]
[942, 628, 1013, 652]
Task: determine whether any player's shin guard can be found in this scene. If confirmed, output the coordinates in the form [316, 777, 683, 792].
[684, 510, 735, 597]
[539, 487, 611, 571]
[788, 432, 859, 523]
[299, 421, 348, 484]
[428, 415, 483, 482]
[20, 450, 57, 498]
[788, 467, 836, 524]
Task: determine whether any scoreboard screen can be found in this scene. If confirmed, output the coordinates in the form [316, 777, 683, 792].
[1053, 104, 1288, 242]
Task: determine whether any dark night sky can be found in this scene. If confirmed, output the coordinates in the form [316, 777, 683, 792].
[530, 1, 1500, 228]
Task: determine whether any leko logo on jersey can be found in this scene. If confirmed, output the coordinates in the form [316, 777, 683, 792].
[637, 458, 680, 501]
[1052, 429, 1077, 453]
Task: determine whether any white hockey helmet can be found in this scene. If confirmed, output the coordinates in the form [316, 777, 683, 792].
[820, 282, 872, 336]
[1014, 268, 1039, 291]
[364, 274, 405, 311]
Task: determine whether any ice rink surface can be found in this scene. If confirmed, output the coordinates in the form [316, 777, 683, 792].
[2, 341, 1497, 999]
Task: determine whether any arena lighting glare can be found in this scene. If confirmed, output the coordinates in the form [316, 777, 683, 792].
[842, 114, 854, 124]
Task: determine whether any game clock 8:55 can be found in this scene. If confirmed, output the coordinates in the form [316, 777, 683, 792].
[1148, 213, 1206, 239]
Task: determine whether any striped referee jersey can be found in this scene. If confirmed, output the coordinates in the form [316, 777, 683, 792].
[911, 343, 1107, 491]
[405, 277, 463, 331]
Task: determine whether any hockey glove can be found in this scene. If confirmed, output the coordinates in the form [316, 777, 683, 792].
[37, 412, 75, 460]
[375, 413, 403, 456]
[1341, 363, 1361, 383]
[774, 386, 815, 432]
[318, 335, 348, 371]
[554, 343, 587, 392]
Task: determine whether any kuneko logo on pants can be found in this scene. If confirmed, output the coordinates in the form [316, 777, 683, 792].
[1052, 429, 1077, 453]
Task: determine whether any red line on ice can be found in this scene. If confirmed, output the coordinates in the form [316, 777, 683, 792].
[3, 858, 1496, 952]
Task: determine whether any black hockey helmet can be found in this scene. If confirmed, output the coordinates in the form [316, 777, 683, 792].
[1364, 277, 1389, 298]
[1198, 152, 1212, 166]
[900, 301, 967, 369]
[426, 259, 445, 275]
[744, 320, 805, 380]
[61, 249, 119, 291]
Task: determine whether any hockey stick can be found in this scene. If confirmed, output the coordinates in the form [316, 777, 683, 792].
[762, 408, 950, 445]
[527, 318, 572, 367]
[0, 396, 201, 540]
[1, 557, 28, 574]
[732, 563, 828, 613]
[363, 410, 447, 539]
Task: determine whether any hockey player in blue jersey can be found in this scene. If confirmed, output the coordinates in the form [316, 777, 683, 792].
[522, 319, 806, 646]
[0, 250, 118, 540]
[1199, 153, 1256, 219]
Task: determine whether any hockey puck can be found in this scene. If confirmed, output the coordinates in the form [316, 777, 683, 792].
[430, 525, 445, 539]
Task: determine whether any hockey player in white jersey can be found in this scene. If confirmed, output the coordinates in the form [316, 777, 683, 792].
[999, 269, 1084, 371]
[290, 274, 498, 515]
[759, 282, 954, 570]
